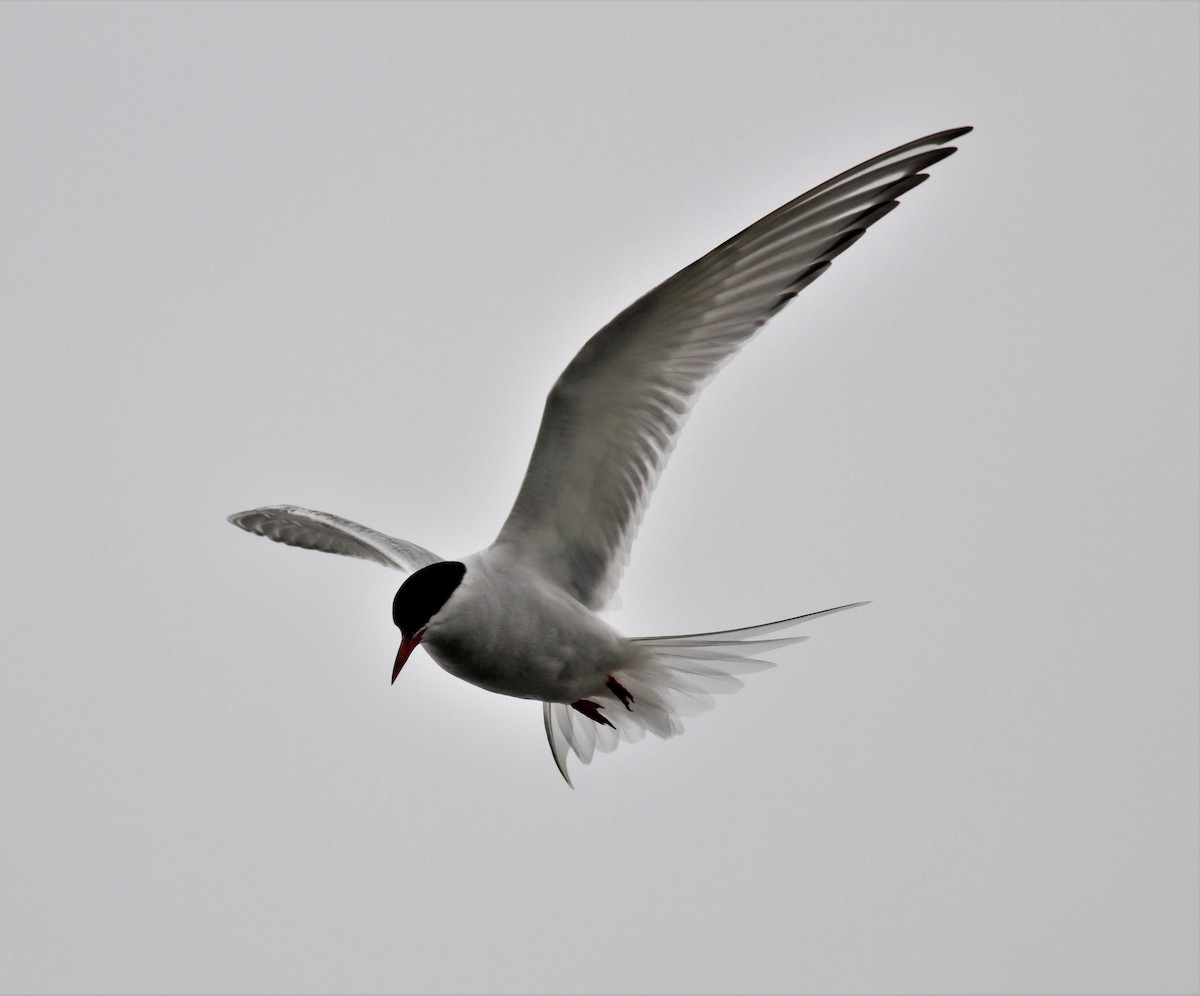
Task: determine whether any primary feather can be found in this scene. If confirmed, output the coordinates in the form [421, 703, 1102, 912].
[495, 128, 970, 610]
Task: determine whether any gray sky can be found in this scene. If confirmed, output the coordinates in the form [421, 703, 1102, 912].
[2, 2, 1196, 993]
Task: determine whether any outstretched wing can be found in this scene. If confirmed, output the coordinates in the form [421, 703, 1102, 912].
[495, 127, 970, 610]
[543, 603, 869, 785]
[228, 504, 441, 573]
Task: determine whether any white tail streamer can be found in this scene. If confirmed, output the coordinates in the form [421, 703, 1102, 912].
[542, 602, 867, 785]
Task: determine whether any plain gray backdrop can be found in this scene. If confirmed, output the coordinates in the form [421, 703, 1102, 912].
[2, 2, 1196, 994]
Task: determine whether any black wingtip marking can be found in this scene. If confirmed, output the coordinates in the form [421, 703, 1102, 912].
[851, 200, 901, 230]
[918, 126, 973, 147]
[822, 228, 866, 261]
[766, 257, 834, 317]
[881, 172, 930, 200]
[765, 291, 798, 319]
[795, 260, 831, 284]
[907, 146, 959, 174]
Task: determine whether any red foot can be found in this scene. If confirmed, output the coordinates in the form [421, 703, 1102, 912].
[606, 675, 634, 710]
[570, 699, 615, 729]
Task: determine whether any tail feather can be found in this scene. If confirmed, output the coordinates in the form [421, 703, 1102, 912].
[543, 601, 868, 785]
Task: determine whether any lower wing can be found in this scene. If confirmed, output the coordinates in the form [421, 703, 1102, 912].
[227, 504, 441, 573]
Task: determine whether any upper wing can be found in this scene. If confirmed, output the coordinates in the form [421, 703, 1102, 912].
[227, 504, 441, 573]
[494, 127, 971, 609]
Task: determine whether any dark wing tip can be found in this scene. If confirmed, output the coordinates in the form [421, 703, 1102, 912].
[909, 146, 960, 172]
[932, 125, 973, 143]
[823, 227, 867, 260]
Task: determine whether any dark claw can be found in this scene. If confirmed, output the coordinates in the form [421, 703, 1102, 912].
[570, 699, 615, 729]
[606, 675, 634, 710]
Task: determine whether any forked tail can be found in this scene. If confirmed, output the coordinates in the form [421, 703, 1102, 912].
[542, 602, 867, 785]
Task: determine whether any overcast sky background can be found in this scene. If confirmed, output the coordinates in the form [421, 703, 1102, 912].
[1, 3, 1196, 994]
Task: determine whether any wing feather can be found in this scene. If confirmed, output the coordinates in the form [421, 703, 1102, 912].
[227, 504, 441, 573]
[495, 128, 970, 608]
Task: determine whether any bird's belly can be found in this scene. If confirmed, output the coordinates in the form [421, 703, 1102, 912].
[423, 612, 622, 703]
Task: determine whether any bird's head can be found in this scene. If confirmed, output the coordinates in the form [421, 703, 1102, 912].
[391, 561, 467, 683]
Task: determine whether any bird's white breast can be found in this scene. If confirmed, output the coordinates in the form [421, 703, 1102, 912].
[420, 551, 635, 702]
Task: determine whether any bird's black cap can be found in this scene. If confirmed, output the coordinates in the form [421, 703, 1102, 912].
[393, 561, 467, 636]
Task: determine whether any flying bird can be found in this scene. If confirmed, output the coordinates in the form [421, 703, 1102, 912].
[229, 127, 971, 784]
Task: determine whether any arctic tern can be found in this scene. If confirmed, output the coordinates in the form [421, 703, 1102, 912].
[229, 126, 971, 784]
